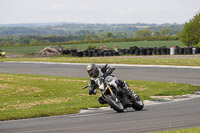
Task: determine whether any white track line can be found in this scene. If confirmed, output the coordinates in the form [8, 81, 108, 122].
[4, 61, 200, 69]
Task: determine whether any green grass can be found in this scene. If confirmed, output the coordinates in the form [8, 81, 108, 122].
[1, 40, 195, 67]
[0, 73, 199, 121]
[0, 40, 183, 54]
[148, 126, 200, 133]
[1, 56, 200, 67]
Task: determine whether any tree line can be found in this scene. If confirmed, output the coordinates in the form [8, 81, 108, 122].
[1, 14, 199, 47]
[0, 23, 183, 46]
[0, 33, 178, 46]
[179, 12, 200, 47]
[0, 23, 183, 36]
[0, 36, 178, 47]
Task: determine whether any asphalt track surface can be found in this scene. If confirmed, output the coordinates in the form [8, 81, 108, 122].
[0, 62, 200, 86]
[0, 62, 200, 133]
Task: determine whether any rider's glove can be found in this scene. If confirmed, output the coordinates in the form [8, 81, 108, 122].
[104, 67, 115, 77]
[89, 85, 97, 95]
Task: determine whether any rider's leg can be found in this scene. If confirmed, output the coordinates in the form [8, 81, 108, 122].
[98, 95, 107, 104]
[123, 81, 136, 97]
[116, 80, 137, 100]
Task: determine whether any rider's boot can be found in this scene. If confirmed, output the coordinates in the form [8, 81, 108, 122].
[123, 81, 137, 101]
[116, 80, 137, 101]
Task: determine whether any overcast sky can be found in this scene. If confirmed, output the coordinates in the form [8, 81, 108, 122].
[0, 0, 200, 24]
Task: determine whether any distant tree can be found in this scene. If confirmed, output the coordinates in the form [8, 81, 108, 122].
[152, 32, 160, 37]
[179, 13, 200, 46]
[135, 29, 152, 37]
[160, 28, 171, 37]
[106, 32, 113, 38]
[20, 38, 30, 44]
[98, 33, 106, 39]
[115, 32, 127, 38]
[30, 39, 39, 45]
[85, 35, 92, 40]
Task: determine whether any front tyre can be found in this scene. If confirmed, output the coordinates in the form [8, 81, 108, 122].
[132, 96, 144, 111]
[105, 94, 124, 113]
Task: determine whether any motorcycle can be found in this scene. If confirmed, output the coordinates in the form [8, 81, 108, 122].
[82, 69, 144, 113]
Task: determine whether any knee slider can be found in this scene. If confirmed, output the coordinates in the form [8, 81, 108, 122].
[116, 80, 125, 87]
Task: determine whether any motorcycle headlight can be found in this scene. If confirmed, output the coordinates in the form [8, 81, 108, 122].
[99, 84, 104, 90]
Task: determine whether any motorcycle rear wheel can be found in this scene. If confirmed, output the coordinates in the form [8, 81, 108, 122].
[105, 94, 124, 113]
[132, 96, 144, 111]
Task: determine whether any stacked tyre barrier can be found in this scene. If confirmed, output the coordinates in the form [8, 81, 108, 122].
[124, 46, 170, 56]
[170, 46, 200, 55]
[63, 46, 200, 57]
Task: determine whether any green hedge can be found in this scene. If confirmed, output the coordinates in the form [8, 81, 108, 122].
[0, 36, 178, 47]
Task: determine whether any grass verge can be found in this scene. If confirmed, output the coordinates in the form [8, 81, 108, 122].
[148, 126, 200, 133]
[1, 56, 200, 67]
[0, 73, 199, 121]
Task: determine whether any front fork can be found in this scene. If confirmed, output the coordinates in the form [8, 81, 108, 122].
[102, 83, 114, 98]
[102, 83, 120, 103]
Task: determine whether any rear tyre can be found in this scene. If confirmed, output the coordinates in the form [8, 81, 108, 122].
[105, 94, 124, 113]
[132, 96, 144, 111]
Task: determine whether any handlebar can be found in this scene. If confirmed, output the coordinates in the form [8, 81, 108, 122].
[82, 86, 89, 89]
[82, 83, 91, 89]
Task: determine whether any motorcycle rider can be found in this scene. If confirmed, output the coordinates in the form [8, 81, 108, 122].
[86, 63, 137, 104]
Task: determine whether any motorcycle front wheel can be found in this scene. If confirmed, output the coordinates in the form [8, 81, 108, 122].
[105, 94, 124, 113]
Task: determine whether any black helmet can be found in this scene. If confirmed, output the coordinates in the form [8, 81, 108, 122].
[86, 64, 99, 78]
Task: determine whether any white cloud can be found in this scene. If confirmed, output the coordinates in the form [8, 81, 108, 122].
[81, 5, 92, 11]
[115, 8, 134, 16]
[51, 3, 67, 11]
[41, 3, 68, 12]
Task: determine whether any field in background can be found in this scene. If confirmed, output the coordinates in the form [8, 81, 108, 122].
[0, 40, 183, 55]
